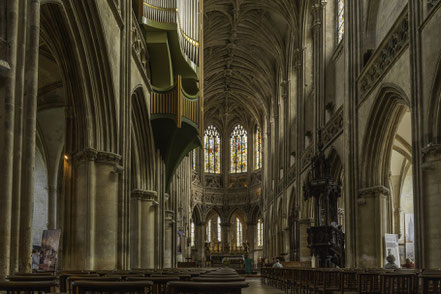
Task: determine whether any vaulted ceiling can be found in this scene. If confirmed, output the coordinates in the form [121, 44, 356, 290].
[203, 0, 302, 130]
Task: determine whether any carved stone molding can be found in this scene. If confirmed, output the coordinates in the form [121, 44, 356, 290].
[96, 150, 122, 164]
[358, 185, 390, 197]
[322, 106, 343, 147]
[358, 11, 409, 101]
[73, 148, 122, 165]
[131, 12, 151, 83]
[301, 144, 315, 170]
[288, 164, 296, 184]
[422, 144, 441, 161]
[131, 189, 158, 202]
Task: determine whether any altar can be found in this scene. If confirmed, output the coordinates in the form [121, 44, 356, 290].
[210, 254, 245, 270]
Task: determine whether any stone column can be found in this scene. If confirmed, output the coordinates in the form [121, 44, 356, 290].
[247, 222, 256, 263]
[64, 148, 121, 270]
[163, 210, 174, 268]
[356, 186, 390, 267]
[130, 189, 158, 269]
[194, 221, 204, 264]
[9, 0, 28, 275]
[18, 0, 40, 273]
[298, 219, 312, 263]
[141, 191, 158, 268]
[421, 146, 441, 268]
[0, 0, 20, 278]
[311, 0, 326, 140]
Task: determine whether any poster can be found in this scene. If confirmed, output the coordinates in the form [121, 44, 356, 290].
[384, 233, 400, 268]
[39, 229, 61, 271]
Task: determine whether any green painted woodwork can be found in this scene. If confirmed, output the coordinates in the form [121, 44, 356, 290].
[151, 119, 201, 192]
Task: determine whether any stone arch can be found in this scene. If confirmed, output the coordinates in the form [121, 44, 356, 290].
[250, 205, 262, 224]
[428, 51, 441, 144]
[131, 86, 156, 191]
[227, 208, 247, 224]
[40, 1, 118, 153]
[192, 205, 202, 224]
[360, 84, 410, 188]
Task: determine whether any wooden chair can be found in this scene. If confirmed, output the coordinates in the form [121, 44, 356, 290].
[59, 273, 100, 292]
[7, 275, 57, 282]
[72, 280, 153, 294]
[167, 281, 249, 294]
[337, 269, 358, 294]
[66, 276, 122, 294]
[357, 270, 383, 294]
[317, 269, 342, 294]
[0, 281, 57, 294]
[191, 277, 246, 282]
[380, 271, 418, 294]
[420, 270, 441, 294]
[126, 276, 180, 294]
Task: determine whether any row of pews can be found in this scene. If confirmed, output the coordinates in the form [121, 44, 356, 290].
[0, 267, 249, 294]
[261, 267, 441, 294]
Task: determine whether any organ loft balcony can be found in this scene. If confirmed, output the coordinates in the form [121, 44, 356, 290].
[134, 0, 203, 190]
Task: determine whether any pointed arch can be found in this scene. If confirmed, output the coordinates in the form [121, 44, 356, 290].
[361, 84, 410, 188]
[40, 1, 118, 153]
[428, 51, 441, 144]
[131, 86, 156, 191]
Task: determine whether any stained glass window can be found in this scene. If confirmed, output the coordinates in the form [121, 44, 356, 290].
[217, 216, 221, 242]
[207, 219, 211, 242]
[230, 125, 248, 173]
[204, 125, 221, 173]
[257, 219, 263, 247]
[190, 221, 195, 247]
[337, 0, 344, 43]
[255, 126, 262, 170]
[236, 217, 243, 247]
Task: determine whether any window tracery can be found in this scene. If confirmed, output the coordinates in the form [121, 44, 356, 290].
[204, 125, 221, 174]
[230, 125, 247, 173]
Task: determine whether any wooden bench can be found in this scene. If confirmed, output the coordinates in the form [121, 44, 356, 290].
[191, 277, 246, 282]
[420, 270, 441, 294]
[167, 281, 249, 294]
[380, 271, 418, 294]
[0, 281, 57, 294]
[72, 280, 153, 294]
[126, 276, 180, 294]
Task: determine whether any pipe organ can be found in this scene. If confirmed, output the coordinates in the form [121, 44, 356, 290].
[142, 0, 200, 68]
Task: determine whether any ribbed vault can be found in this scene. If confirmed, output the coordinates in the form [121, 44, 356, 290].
[204, 0, 301, 126]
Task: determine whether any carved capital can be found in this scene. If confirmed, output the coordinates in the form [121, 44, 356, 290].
[358, 185, 390, 197]
[422, 144, 441, 162]
[73, 147, 98, 162]
[131, 189, 158, 203]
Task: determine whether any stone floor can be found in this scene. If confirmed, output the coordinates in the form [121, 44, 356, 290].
[242, 278, 284, 294]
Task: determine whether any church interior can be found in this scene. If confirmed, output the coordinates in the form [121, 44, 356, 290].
[1, 0, 441, 293]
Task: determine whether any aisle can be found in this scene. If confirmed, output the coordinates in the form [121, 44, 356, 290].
[242, 278, 285, 294]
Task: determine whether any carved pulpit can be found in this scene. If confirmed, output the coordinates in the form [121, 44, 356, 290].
[303, 131, 345, 267]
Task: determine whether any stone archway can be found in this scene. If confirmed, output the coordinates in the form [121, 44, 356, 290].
[358, 84, 411, 268]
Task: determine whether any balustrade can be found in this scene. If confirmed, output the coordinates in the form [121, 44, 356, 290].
[150, 75, 201, 132]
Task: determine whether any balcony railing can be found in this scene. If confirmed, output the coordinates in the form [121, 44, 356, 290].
[150, 75, 201, 134]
